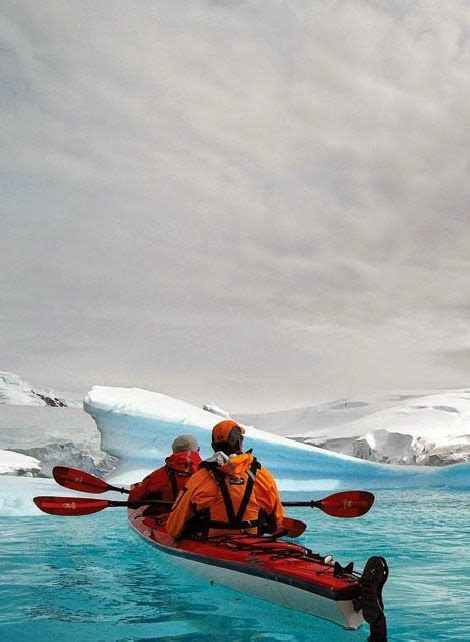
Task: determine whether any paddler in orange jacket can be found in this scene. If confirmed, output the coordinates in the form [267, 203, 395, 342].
[166, 420, 284, 539]
[129, 434, 202, 511]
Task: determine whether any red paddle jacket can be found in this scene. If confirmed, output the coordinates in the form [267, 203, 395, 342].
[129, 450, 202, 506]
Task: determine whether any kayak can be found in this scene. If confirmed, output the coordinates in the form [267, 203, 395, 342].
[33, 467, 388, 638]
[127, 506, 387, 632]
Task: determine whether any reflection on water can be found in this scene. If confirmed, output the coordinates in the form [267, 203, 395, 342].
[0, 489, 469, 641]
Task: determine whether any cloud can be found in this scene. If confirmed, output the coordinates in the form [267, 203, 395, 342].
[0, 1, 469, 409]
[432, 348, 470, 372]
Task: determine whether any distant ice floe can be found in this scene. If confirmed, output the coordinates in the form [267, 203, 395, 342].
[0, 476, 118, 516]
[0, 449, 40, 475]
[84, 386, 470, 490]
[0, 405, 116, 478]
[0, 373, 112, 481]
[0, 370, 82, 408]
[202, 402, 231, 419]
[236, 390, 470, 466]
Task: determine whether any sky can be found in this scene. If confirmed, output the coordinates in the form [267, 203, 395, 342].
[1, 1, 469, 411]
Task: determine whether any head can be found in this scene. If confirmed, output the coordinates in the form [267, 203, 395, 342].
[211, 420, 245, 456]
[171, 434, 200, 454]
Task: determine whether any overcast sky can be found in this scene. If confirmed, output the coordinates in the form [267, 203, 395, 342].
[1, 1, 469, 411]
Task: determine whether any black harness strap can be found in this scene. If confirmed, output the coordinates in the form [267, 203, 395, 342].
[213, 467, 237, 523]
[208, 458, 261, 530]
[166, 466, 179, 501]
[234, 462, 259, 524]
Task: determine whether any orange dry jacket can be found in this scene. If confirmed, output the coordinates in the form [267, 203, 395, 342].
[166, 453, 284, 539]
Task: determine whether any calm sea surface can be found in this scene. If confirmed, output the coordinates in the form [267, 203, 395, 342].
[0, 489, 468, 641]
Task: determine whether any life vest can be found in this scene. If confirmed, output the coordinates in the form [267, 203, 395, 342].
[187, 457, 270, 538]
[166, 453, 284, 541]
[165, 463, 191, 500]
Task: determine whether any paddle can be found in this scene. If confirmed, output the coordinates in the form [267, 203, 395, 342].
[32, 497, 310, 540]
[283, 490, 374, 518]
[51, 467, 373, 518]
[34, 490, 373, 518]
[33, 496, 172, 516]
[53, 466, 130, 494]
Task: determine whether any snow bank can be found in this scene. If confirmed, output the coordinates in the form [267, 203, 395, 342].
[0, 449, 40, 475]
[84, 386, 470, 490]
[237, 390, 470, 466]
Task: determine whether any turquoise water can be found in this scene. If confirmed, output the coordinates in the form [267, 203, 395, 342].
[0, 489, 469, 641]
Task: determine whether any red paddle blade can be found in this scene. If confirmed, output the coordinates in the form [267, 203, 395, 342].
[282, 516, 307, 537]
[33, 496, 110, 516]
[53, 467, 109, 493]
[320, 491, 374, 518]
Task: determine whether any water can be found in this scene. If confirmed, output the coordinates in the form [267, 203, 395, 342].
[0, 489, 468, 641]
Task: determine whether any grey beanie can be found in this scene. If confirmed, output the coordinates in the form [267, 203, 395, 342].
[171, 434, 199, 453]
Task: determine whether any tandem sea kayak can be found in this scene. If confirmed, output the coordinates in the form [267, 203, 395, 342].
[127, 506, 389, 639]
[33, 468, 389, 640]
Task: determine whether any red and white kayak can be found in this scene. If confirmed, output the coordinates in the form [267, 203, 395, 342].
[33, 467, 388, 639]
[127, 506, 386, 631]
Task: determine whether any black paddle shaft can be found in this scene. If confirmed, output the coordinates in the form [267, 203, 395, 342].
[109, 499, 173, 508]
[282, 501, 318, 508]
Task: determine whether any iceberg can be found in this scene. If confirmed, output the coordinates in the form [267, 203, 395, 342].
[0, 370, 82, 408]
[236, 390, 470, 466]
[1, 383, 468, 518]
[0, 449, 40, 475]
[0, 405, 116, 478]
[0, 475, 119, 516]
[84, 386, 470, 490]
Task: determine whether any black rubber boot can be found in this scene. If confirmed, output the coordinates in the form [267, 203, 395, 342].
[359, 556, 389, 642]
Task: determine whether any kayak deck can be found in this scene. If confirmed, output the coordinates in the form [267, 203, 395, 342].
[127, 506, 365, 630]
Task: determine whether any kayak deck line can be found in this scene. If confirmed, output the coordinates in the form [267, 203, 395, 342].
[128, 506, 388, 640]
[129, 510, 360, 601]
[138, 530, 357, 602]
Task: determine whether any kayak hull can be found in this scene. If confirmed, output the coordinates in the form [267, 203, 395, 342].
[162, 551, 363, 628]
[128, 506, 365, 630]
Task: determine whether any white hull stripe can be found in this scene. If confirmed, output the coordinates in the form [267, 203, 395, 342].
[129, 518, 364, 630]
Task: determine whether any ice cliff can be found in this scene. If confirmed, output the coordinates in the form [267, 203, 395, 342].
[0, 373, 114, 478]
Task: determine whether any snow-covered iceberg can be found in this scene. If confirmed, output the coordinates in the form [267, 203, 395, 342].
[0, 449, 40, 475]
[0, 371, 82, 407]
[236, 390, 470, 466]
[1, 384, 469, 518]
[0, 372, 114, 478]
[84, 386, 470, 490]
[0, 405, 116, 478]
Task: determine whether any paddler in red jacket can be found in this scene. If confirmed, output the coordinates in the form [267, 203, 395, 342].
[166, 420, 284, 539]
[129, 434, 202, 511]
